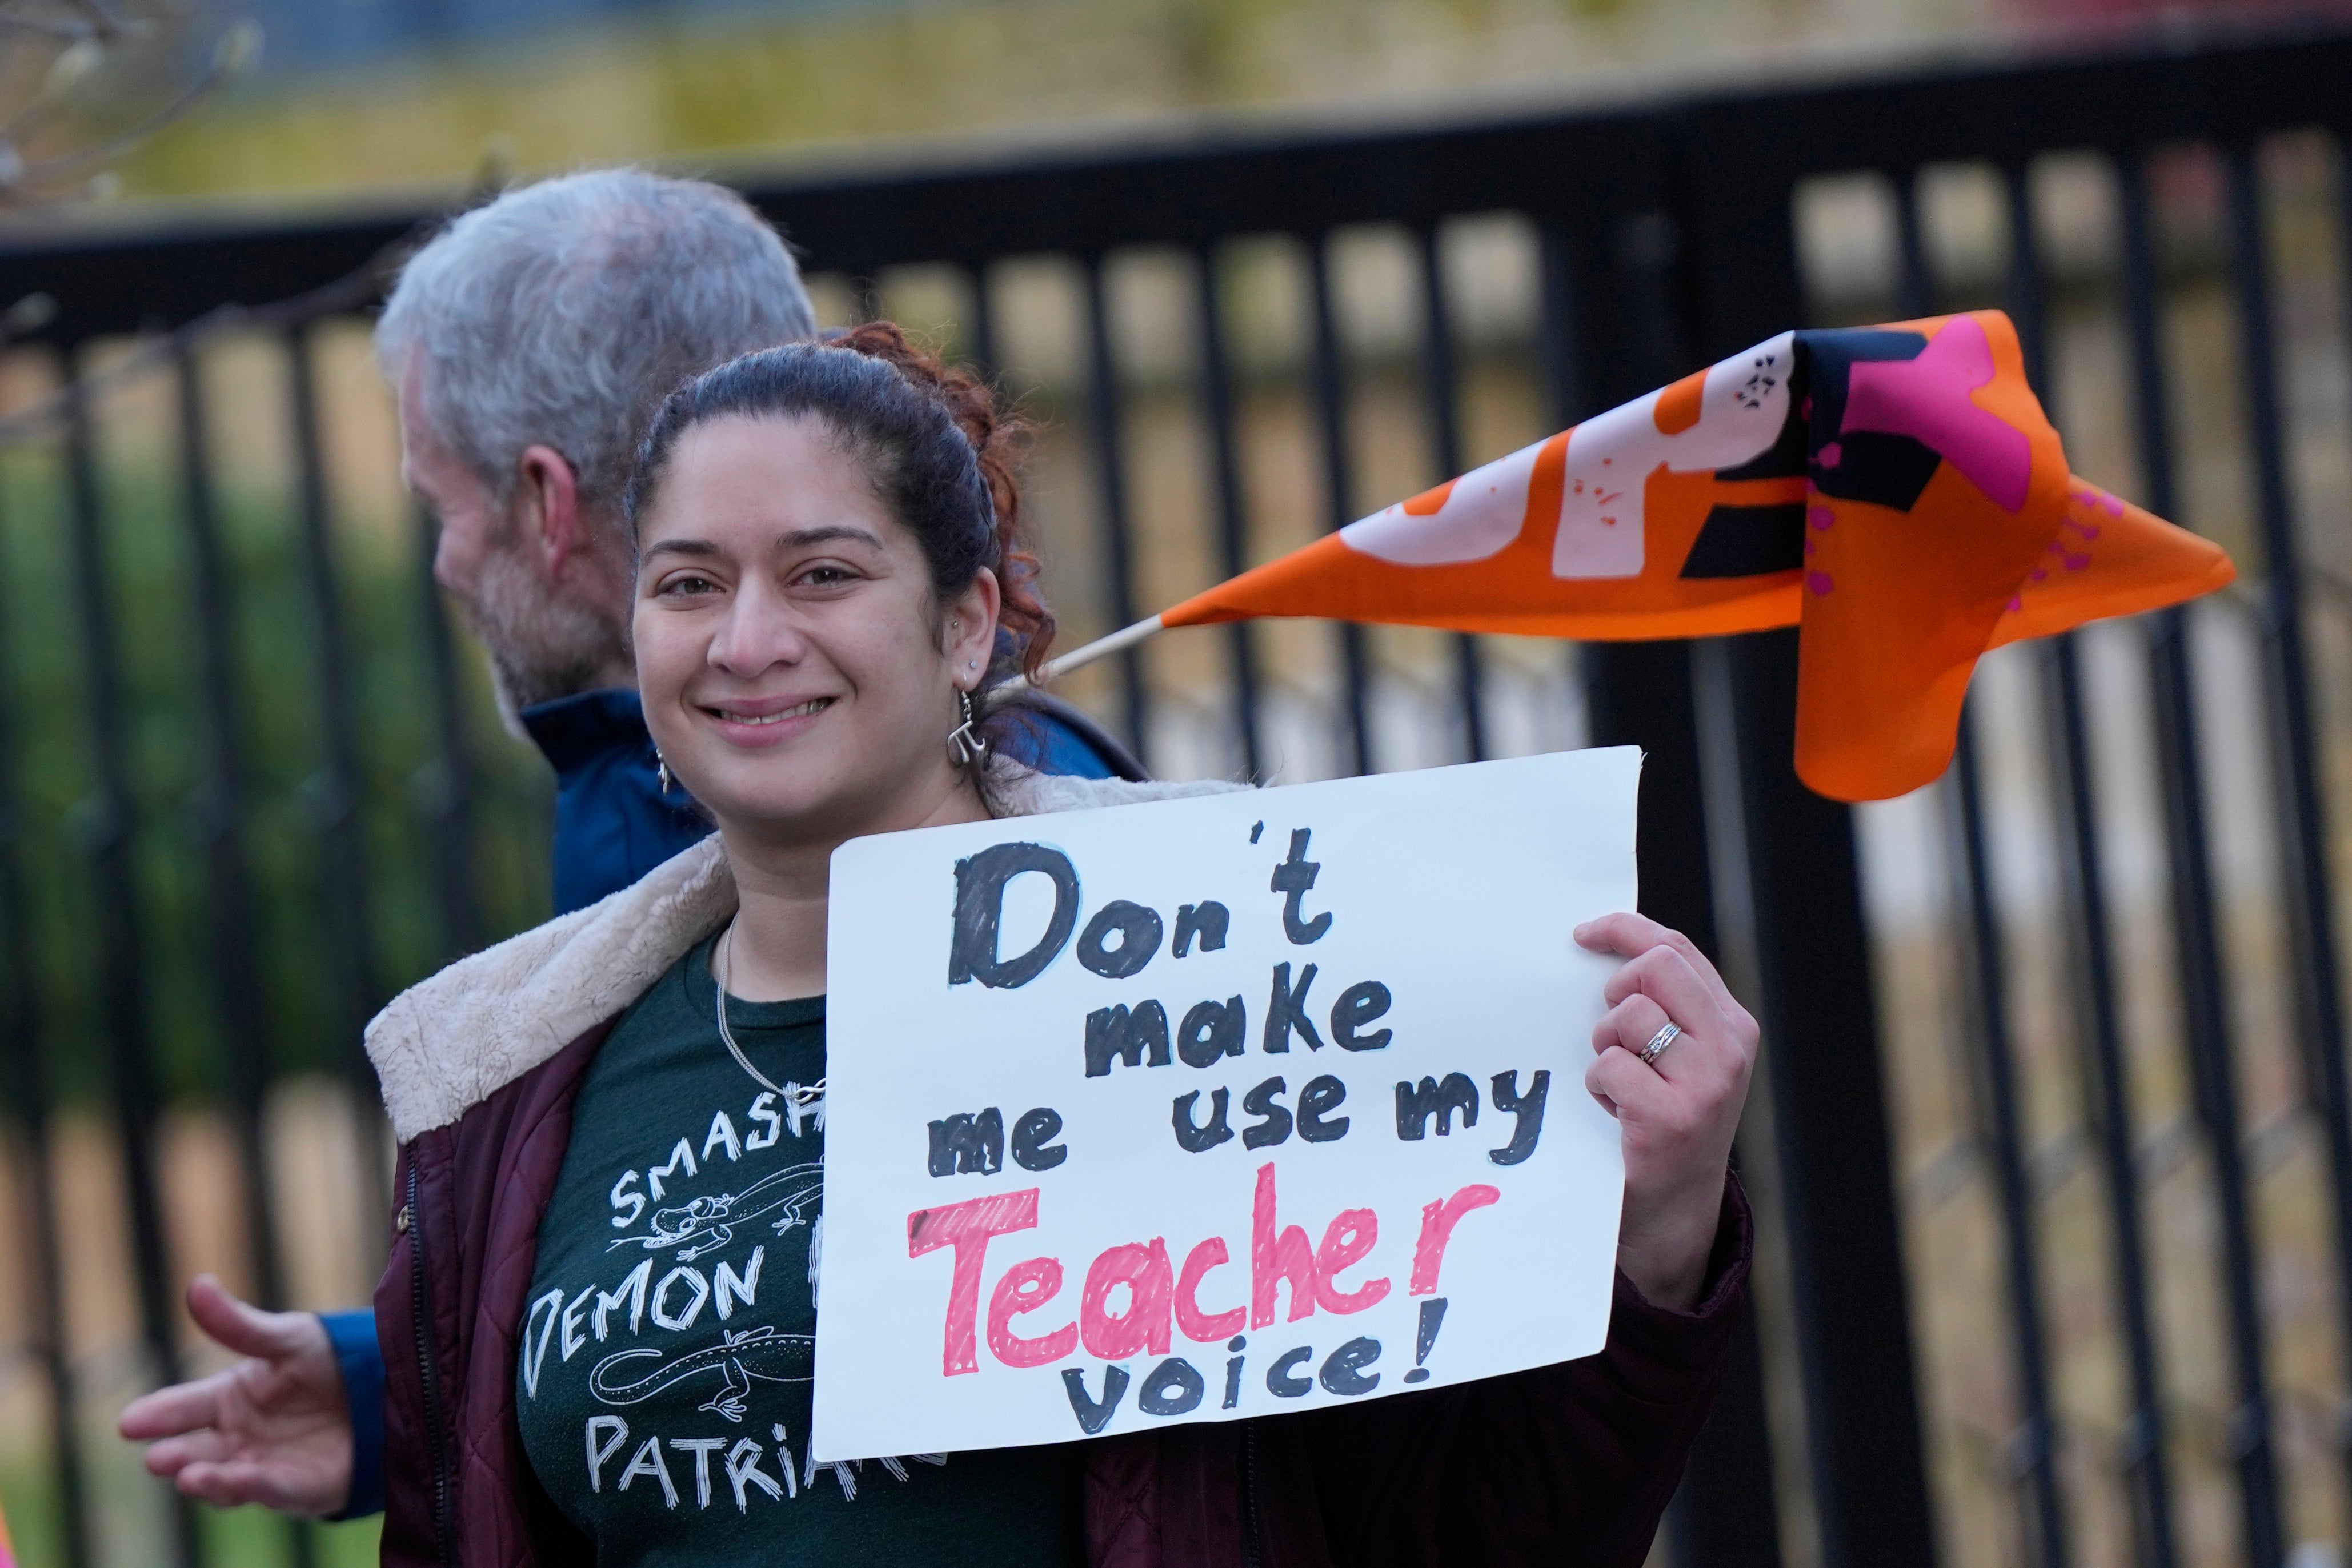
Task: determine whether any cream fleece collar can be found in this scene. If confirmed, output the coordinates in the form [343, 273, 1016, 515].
[364, 763, 1245, 1142]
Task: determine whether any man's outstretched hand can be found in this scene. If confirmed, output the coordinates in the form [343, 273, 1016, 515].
[117, 1274, 354, 1517]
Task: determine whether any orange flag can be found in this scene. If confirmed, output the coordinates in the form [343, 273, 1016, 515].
[1141, 311, 2230, 801]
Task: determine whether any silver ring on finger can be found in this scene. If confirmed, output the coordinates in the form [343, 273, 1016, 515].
[1638, 1021, 1681, 1068]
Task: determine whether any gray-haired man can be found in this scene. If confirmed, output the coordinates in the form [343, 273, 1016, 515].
[116, 168, 1134, 1522]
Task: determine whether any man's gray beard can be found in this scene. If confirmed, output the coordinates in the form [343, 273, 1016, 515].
[468, 541, 629, 739]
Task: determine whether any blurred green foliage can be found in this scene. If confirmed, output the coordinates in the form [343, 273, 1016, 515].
[0, 412, 556, 1111]
[1, 1452, 383, 1568]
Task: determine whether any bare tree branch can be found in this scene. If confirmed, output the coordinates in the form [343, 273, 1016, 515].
[10, 35, 239, 186]
[0, 13, 98, 41]
[61, 0, 128, 43]
[0, 5, 256, 203]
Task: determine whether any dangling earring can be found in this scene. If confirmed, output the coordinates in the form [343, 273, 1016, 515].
[655, 750, 674, 795]
[948, 688, 988, 767]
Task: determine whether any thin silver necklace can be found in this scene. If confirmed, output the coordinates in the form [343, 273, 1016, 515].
[715, 919, 825, 1106]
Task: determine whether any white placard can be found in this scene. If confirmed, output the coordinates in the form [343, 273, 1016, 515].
[812, 746, 1640, 1461]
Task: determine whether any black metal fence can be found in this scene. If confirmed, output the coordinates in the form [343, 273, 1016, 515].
[6, 18, 2352, 1567]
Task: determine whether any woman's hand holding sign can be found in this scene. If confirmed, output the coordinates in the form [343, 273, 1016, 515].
[1574, 913, 1758, 1312]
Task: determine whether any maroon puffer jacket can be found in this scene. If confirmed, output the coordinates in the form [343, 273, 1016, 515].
[374, 1017, 1751, 1568]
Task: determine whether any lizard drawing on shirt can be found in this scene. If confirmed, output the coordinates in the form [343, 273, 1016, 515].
[608, 1161, 824, 1262]
[590, 1325, 812, 1423]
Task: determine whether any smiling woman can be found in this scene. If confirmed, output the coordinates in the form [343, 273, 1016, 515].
[622, 327, 1056, 1000]
[362, 325, 1758, 1568]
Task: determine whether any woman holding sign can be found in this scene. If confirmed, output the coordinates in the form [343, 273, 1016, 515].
[364, 323, 1758, 1567]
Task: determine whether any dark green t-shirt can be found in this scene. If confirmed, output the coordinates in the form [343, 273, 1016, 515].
[517, 933, 1087, 1565]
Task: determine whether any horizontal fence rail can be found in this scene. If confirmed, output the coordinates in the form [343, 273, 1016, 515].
[5, 18, 2352, 1568]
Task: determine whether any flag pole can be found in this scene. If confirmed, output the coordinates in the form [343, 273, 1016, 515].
[993, 614, 1165, 697]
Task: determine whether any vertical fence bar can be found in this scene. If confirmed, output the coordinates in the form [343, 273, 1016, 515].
[959, 260, 1023, 692]
[1672, 657, 1790, 1568]
[1722, 624, 1938, 1568]
[2005, 158, 2183, 1568]
[1080, 256, 1149, 762]
[0, 448, 94, 1568]
[2225, 135, 2352, 1543]
[1533, 221, 1588, 436]
[2046, 616, 2178, 1568]
[1415, 226, 1485, 762]
[2157, 596, 2286, 1568]
[1680, 122, 1940, 1568]
[850, 275, 882, 326]
[960, 263, 1040, 702]
[1559, 215, 1721, 958]
[178, 333, 319, 1568]
[2121, 155, 2286, 1568]
[410, 498, 480, 964]
[285, 324, 391, 1229]
[1538, 211, 1785, 1568]
[61, 350, 199, 1568]
[181, 339, 330, 1564]
[1964, 163, 2070, 1568]
[1904, 166, 2065, 1568]
[1305, 232, 1373, 776]
[1195, 247, 1262, 779]
[964, 263, 999, 382]
[1949, 713, 2072, 1568]
[175, 341, 293, 1309]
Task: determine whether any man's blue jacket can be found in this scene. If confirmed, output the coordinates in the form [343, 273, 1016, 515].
[322, 686, 1137, 1518]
